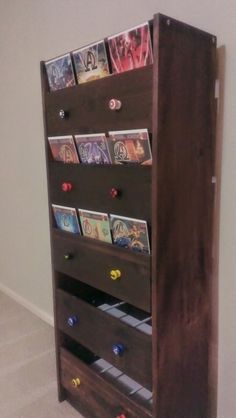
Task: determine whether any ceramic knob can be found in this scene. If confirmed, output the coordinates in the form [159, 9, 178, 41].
[109, 98, 122, 111]
[112, 343, 125, 356]
[61, 182, 72, 192]
[59, 109, 67, 119]
[110, 188, 119, 198]
[71, 377, 81, 388]
[110, 270, 121, 280]
[67, 315, 78, 327]
[64, 253, 73, 260]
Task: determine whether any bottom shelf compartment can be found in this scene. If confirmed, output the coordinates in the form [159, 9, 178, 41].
[60, 340, 152, 418]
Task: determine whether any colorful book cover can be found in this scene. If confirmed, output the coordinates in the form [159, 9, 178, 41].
[110, 214, 150, 254]
[48, 136, 80, 164]
[107, 129, 152, 165]
[107, 22, 153, 74]
[74, 133, 111, 164]
[78, 209, 112, 243]
[72, 40, 110, 84]
[52, 205, 81, 234]
[45, 53, 76, 91]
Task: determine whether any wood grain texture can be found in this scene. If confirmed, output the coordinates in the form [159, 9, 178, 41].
[40, 61, 66, 402]
[151, 14, 217, 418]
[45, 65, 152, 136]
[41, 12, 218, 418]
[49, 162, 151, 223]
[60, 348, 152, 418]
[57, 289, 152, 389]
[52, 229, 151, 312]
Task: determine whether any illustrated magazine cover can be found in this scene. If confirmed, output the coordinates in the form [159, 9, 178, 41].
[45, 53, 76, 91]
[52, 205, 81, 234]
[78, 209, 112, 243]
[48, 136, 79, 163]
[107, 22, 153, 74]
[72, 40, 110, 83]
[110, 214, 150, 254]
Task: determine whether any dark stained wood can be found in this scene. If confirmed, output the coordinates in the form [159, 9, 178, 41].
[151, 14, 217, 418]
[45, 65, 153, 136]
[52, 229, 151, 312]
[57, 289, 152, 389]
[40, 61, 66, 402]
[49, 162, 151, 223]
[41, 12, 218, 418]
[208, 46, 225, 418]
[60, 348, 152, 418]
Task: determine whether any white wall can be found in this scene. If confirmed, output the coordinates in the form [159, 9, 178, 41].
[0, 1, 235, 417]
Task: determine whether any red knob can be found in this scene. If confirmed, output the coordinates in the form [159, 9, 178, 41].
[117, 414, 126, 418]
[62, 182, 72, 192]
[109, 98, 122, 110]
[110, 188, 119, 198]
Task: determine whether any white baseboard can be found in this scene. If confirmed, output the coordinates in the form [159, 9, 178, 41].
[0, 283, 54, 327]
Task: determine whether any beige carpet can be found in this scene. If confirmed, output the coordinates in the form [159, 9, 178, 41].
[0, 291, 83, 418]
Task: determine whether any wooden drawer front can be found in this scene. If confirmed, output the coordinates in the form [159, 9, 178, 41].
[60, 348, 151, 418]
[57, 290, 152, 389]
[45, 66, 152, 136]
[49, 163, 151, 223]
[53, 231, 151, 313]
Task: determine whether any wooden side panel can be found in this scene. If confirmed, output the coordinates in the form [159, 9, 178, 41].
[152, 15, 217, 418]
[40, 62, 66, 401]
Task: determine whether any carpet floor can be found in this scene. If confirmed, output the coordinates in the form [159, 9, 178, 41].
[0, 291, 83, 418]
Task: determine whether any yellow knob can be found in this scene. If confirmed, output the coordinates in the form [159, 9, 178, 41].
[71, 378, 81, 388]
[110, 269, 121, 280]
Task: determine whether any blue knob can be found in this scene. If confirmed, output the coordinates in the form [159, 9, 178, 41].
[67, 315, 78, 327]
[112, 343, 125, 356]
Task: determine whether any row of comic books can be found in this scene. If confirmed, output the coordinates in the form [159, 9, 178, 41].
[48, 129, 152, 165]
[52, 205, 150, 254]
[45, 22, 153, 92]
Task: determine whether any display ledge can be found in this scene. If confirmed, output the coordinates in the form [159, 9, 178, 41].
[52, 228, 151, 261]
[49, 162, 151, 223]
[45, 64, 153, 98]
[60, 343, 152, 418]
[52, 229, 151, 312]
[44, 64, 153, 135]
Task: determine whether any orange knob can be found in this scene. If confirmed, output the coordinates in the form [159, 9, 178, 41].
[62, 182, 72, 192]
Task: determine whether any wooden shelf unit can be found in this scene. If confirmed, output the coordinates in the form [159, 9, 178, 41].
[41, 13, 217, 418]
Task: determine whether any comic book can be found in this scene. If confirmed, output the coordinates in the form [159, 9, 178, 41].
[48, 136, 80, 163]
[52, 205, 81, 234]
[107, 129, 152, 164]
[107, 22, 153, 74]
[45, 53, 76, 91]
[110, 214, 150, 254]
[72, 40, 110, 84]
[78, 209, 112, 243]
[74, 133, 111, 164]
